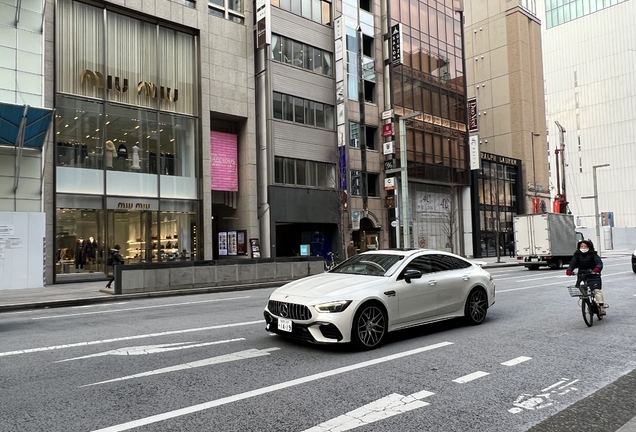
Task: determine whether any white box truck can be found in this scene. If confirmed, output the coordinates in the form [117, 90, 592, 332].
[514, 213, 584, 270]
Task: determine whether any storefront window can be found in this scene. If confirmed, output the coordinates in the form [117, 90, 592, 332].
[158, 212, 197, 261]
[108, 210, 158, 264]
[56, 209, 105, 275]
[159, 114, 197, 199]
[55, 98, 105, 195]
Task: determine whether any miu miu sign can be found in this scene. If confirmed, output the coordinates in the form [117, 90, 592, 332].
[80, 70, 179, 102]
[117, 202, 151, 210]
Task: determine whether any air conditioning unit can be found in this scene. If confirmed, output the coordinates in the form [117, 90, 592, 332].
[383, 141, 395, 155]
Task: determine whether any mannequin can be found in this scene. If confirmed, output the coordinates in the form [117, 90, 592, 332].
[105, 140, 116, 169]
[86, 236, 97, 262]
[131, 145, 140, 170]
[75, 237, 87, 270]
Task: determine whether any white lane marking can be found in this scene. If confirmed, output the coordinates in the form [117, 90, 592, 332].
[32, 296, 251, 320]
[515, 276, 568, 283]
[501, 356, 532, 367]
[495, 263, 625, 281]
[302, 391, 435, 432]
[73, 302, 130, 309]
[558, 379, 579, 389]
[541, 380, 568, 392]
[0, 320, 262, 357]
[57, 339, 245, 362]
[497, 271, 630, 293]
[82, 347, 280, 387]
[453, 371, 490, 384]
[91, 341, 454, 432]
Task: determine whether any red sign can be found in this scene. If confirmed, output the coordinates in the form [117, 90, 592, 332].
[382, 123, 393, 137]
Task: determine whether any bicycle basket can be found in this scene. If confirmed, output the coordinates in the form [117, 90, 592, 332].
[567, 285, 588, 297]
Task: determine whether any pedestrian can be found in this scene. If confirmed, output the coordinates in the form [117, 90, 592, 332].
[105, 244, 124, 289]
[347, 240, 357, 259]
[508, 240, 515, 257]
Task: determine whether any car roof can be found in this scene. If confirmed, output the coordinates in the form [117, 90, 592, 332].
[359, 249, 471, 259]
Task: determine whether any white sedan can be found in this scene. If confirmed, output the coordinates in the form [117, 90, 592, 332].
[264, 249, 495, 349]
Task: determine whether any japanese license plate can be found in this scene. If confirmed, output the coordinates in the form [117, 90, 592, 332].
[277, 318, 292, 332]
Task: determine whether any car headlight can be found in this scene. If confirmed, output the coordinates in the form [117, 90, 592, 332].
[313, 300, 352, 313]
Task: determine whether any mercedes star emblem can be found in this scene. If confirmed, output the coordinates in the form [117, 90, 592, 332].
[280, 303, 289, 318]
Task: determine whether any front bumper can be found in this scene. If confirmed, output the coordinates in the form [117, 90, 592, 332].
[263, 309, 349, 344]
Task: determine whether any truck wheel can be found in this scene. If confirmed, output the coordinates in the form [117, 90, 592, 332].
[528, 265, 540, 271]
[549, 259, 564, 270]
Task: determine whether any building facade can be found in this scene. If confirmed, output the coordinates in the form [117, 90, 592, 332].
[44, 0, 257, 283]
[538, 0, 636, 249]
[254, 0, 471, 259]
[463, 0, 550, 257]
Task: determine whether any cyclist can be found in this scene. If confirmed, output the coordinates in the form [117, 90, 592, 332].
[566, 240, 605, 315]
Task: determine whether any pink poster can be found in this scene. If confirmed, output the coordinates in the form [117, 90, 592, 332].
[210, 131, 238, 191]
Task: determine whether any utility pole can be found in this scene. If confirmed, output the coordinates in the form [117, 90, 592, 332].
[398, 111, 421, 248]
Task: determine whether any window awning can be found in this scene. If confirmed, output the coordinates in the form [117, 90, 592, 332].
[0, 102, 54, 149]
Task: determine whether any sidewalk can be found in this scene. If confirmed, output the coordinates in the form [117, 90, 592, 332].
[1, 252, 630, 313]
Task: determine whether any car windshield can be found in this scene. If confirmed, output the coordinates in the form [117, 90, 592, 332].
[331, 254, 404, 277]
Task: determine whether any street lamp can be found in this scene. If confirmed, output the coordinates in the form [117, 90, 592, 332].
[582, 163, 610, 256]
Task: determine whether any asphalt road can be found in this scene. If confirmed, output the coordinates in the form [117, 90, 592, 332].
[1, 257, 635, 432]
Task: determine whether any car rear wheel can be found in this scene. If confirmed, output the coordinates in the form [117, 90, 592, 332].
[352, 303, 387, 350]
[465, 288, 488, 325]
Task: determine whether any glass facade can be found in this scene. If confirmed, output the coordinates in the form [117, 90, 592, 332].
[474, 156, 521, 258]
[390, 0, 468, 185]
[54, 0, 200, 277]
[545, 0, 627, 28]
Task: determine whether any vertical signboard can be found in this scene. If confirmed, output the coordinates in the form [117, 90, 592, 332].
[390, 24, 403, 66]
[211, 131, 239, 191]
[469, 135, 480, 170]
[255, 0, 271, 48]
[467, 98, 478, 132]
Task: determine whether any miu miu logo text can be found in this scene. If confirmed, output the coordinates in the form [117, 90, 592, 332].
[80, 70, 179, 102]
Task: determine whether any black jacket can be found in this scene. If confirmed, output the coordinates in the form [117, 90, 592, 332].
[568, 250, 603, 272]
[110, 249, 124, 265]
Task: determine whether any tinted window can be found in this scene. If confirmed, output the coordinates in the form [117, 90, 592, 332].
[404, 256, 433, 274]
[429, 254, 455, 272]
[331, 253, 404, 276]
[429, 254, 472, 272]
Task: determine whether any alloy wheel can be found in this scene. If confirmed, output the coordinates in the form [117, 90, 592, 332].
[356, 305, 386, 348]
[468, 290, 488, 324]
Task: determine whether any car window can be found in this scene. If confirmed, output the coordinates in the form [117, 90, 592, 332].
[404, 256, 433, 274]
[448, 256, 472, 269]
[331, 253, 404, 276]
[429, 254, 456, 272]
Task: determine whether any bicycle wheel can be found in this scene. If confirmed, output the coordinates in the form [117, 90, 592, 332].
[581, 299, 594, 327]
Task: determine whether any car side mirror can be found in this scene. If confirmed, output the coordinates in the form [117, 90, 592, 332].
[403, 269, 423, 284]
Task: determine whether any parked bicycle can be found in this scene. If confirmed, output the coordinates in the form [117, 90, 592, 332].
[567, 270, 607, 327]
[323, 252, 342, 271]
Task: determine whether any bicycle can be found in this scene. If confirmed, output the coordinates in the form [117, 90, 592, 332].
[323, 252, 342, 271]
[567, 270, 606, 327]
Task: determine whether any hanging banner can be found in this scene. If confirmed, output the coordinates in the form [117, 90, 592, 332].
[352, 211, 361, 230]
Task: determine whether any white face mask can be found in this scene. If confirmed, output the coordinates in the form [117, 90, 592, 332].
[580, 247, 589, 253]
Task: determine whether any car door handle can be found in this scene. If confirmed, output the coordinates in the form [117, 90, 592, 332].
[383, 290, 396, 297]
[428, 280, 437, 286]
[462, 275, 470, 281]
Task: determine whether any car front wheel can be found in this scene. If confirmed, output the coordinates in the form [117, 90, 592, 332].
[352, 303, 387, 350]
[465, 289, 488, 325]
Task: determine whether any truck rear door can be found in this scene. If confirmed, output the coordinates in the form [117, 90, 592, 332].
[533, 214, 551, 255]
[514, 216, 533, 257]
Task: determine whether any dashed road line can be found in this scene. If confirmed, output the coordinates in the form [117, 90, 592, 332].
[501, 356, 532, 366]
[453, 371, 490, 384]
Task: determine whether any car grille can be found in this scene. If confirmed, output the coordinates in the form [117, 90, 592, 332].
[268, 300, 312, 320]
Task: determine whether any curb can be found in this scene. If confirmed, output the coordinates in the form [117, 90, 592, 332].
[0, 281, 290, 313]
